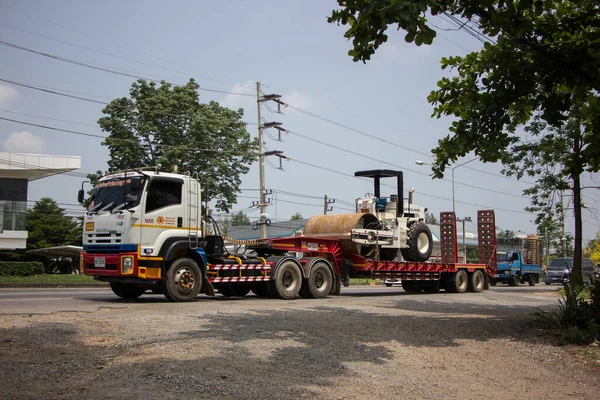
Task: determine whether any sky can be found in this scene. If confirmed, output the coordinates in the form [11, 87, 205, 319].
[0, 0, 599, 244]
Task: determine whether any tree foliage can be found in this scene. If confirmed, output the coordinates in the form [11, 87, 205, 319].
[290, 212, 303, 221]
[98, 78, 258, 211]
[424, 212, 438, 225]
[497, 229, 514, 238]
[231, 211, 251, 226]
[329, 0, 600, 288]
[26, 198, 81, 250]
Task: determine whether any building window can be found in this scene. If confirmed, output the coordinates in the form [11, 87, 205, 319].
[2, 201, 27, 231]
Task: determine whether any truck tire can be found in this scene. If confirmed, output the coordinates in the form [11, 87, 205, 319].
[330, 275, 342, 296]
[164, 258, 202, 302]
[468, 270, 484, 293]
[401, 280, 421, 293]
[528, 275, 537, 286]
[270, 260, 302, 300]
[508, 275, 520, 286]
[545, 282, 551, 285]
[445, 270, 468, 293]
[109, 282, 146, 299]
[301, 262, 333, 299]
[400, 223, 433, 262]
[489, 279, 497, 287]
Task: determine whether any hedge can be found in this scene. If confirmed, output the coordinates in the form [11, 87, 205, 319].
[0, 261, 45, 276]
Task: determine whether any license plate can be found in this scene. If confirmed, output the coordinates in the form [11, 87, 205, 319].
[94, 257, 106, 268]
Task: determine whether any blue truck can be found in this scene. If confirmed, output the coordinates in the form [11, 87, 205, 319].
[492, 237, 543, 286]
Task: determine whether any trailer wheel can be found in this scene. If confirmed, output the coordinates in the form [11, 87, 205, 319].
[528, 275, 537, 286]
[400, 223, 433, 262]
[445, 270, 468, 293]
[164, 258, 202, 302]
[401, 280, 421, 293]
[109, 282, 146, 299]
[302, 262, 333, 299]
[468, 270, 484, 293]
[271, 260, 302, 300]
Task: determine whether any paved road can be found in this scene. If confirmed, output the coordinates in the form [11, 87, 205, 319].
[0, 284, 561, 314]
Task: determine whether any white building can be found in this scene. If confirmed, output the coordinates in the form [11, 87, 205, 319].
[0, 152, 81, 249]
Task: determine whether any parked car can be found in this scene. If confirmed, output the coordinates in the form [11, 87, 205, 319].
[544, 257, 595, 285]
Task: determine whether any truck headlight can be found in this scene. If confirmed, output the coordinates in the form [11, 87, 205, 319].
[121, 256, 134, 274]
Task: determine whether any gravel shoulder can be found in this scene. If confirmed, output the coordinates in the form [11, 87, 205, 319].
[1, 288, 599, 399]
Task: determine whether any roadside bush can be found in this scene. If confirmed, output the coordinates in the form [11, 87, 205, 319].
[0, 261, 45, 277]
[534, 279, 600, 344]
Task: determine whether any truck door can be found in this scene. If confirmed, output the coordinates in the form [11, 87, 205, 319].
[140, 177, 186, 253]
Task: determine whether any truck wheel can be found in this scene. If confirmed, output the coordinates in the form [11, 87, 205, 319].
[508, 275, 520, 286]
[400, 223, 433, 262]
[545, 282, 551, 285]
[528, 275, 537, 286]
[401, 280, 421, 293]
[302, 262, 333, 299]
[164, 258, 202, 302]
[109, 282, 146, 299]
[468, 270, 484, 293]
[330, 274, 342, 296]
[445, 270, 468, 293]
[270, 260, 302, 300]
[489, 279, 497, 287]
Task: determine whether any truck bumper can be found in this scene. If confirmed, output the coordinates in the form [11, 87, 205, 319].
[81, 252, 162, 280]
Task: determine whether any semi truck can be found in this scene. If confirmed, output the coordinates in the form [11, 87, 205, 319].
[492, 237, 543, 286]
[78, 168, 497, 301]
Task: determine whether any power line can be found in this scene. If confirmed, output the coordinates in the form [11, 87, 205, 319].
[0, 1, 255, 89]
[0, 39, 255, 97]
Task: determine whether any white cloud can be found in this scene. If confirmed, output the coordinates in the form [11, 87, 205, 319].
[2, 131, 47, 153]
[220, 80, 255, 111]
[0, 85, 19, 110]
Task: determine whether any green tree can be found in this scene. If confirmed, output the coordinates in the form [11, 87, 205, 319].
[424, 212, 438, 225]
[26, 198, 81, 250]
[290, 212, 303, 221]
[497, 229, 514, 239]
[98, 78, 258, 211]
[329, 0, 600, 288]
[231, 211, 251, 226]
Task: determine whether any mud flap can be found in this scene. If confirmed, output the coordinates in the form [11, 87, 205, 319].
[202, 279, 215, 296]
[483, 274, 490, 290]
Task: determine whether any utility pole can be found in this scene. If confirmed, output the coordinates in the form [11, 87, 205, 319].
[561, 190, 567, 257]
[457, 216, 472, 263]
[256, 82, 286, 239]
[324, 195, 335, 214]
[256, 82, 267, 239]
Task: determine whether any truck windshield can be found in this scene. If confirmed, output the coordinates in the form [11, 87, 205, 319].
[547, 259, 573, 270]
[88, 177, 146, 213]
[496, 252, 510, 263]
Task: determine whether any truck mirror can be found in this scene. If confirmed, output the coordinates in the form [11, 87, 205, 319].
[77, 189, 85, 204]
[130, 179, 142, 191]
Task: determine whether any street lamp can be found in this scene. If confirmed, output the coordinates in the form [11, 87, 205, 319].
[415, 157, 479, 213]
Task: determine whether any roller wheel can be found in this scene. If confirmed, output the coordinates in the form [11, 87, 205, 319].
[164, 258, 202, 302]
[270, 260, 302, 300]
[445, 270, 468, 293]
[400, 222, 433, 262]
[109, 282, 146, 299]
[468, 270, 484, 293]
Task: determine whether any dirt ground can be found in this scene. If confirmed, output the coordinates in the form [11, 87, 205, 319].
[1, 289, 599, 399]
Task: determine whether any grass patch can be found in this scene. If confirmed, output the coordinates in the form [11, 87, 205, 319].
[0, 274, 101, 284]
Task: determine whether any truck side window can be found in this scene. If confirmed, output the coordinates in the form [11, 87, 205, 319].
[146, 180, 182, 213]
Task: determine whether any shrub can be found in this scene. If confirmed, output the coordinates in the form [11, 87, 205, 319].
[534, 278, 600, 344]
[0, 261, 45, 277]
